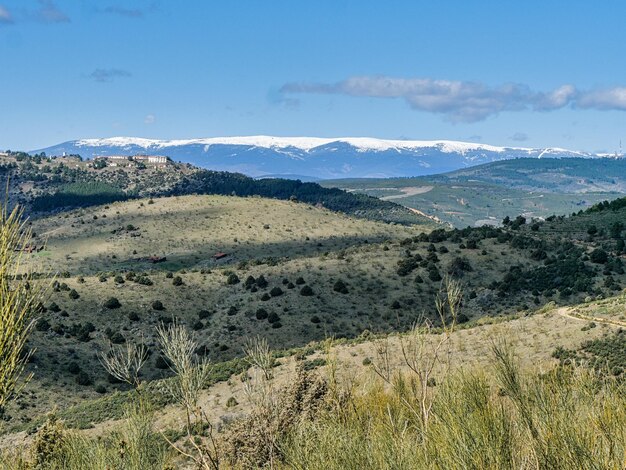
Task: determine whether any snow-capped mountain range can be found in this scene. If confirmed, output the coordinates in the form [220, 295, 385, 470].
[34, 136, 598, 179]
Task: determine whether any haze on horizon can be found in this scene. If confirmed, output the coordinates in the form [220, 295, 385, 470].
[1, 0, 626, 154]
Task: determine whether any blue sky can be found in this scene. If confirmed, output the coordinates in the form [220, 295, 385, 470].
[1, 0, 626, 152]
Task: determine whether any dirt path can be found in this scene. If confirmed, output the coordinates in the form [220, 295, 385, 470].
[555, 307, 626, 328]
[406, 207, 441, 223]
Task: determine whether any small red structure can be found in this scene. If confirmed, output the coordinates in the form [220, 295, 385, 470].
[16, 244, 44, 253]
[213, 252, 228, 260]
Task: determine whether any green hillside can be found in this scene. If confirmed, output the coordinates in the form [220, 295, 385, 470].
[2, 194, 624, 432]
[323, 158, 626, 227]
[0, 152, 431, 226]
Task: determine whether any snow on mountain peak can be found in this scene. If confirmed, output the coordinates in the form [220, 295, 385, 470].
[75, 135, 528, 154]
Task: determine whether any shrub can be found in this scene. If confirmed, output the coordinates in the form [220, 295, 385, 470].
[226, 396, 238, 408]
[172, 275, 184, 286]
[165, 272, 173, 279]
[35, 318, 50, 331]
[590, 249, 608, 264]
[68, 289, 80, 300]
[457, 313, 470, 324]
[110, 332, 125, 344]
[227, 273, 240, 285]
[198, 309, 211, 319]
[268, 312, 281, 324]
[295, 277, 305, 285]
[244, 275, 256, 288]
[333, 280, 349, 294]
[30, 415, 67, 467]
[114, 275, 125, 284]
[128, 312, 140, 321]
[192, 320, 204, 331]
[227, 306, 238, 316]
[103, 297, 121, 309]
[447, 257, 473, 278]
[48, 302, 61, 313]
[135, 275, 153, 286]
[155, 355, 170, 369]
[310, 315, 321, 324]
[261, 293, 271, 301]
[256, 308, 269, 320]
[428, 268, 442, 282]
[300, 285, 314, 296]
[95, 384, 107, 394]
[270, 287, 284, 297]
[257, 275, 268, 288]
[75, 371, 92, 386]
[67, 361, 80, 374]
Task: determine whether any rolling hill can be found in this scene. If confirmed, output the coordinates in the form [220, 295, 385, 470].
[0, 151, 432, 226]
[3, 192, 624, 432]
[323, 157, 626, 227]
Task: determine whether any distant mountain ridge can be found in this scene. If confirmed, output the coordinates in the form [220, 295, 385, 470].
[34, 136, 604, 179]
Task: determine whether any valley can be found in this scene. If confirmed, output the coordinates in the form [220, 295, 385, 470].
[324, 157, 626, 227]
[1, 149, 625, 468]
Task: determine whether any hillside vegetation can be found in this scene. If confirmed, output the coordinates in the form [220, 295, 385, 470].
[0, 193, 623, 432]
[1, 157, 625, 468]
[0, 152, 430, 226]
[324, 157, 626, 227]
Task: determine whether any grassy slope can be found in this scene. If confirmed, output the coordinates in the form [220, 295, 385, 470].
[323, 178, 616, 228]
[7, 194, 626, 432]
[322, 157, 626, 227]
[3, 294, 623, 443]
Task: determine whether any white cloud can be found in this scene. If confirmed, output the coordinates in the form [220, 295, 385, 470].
[36, 0, 69, 23]
[577, 87, 626, 110]
[0, 5, 13, 24]
[281, 76, 626, 122]
[510, 132, 529, 142]
[144, 114, 155, 124]
[88, 68, 131, 82]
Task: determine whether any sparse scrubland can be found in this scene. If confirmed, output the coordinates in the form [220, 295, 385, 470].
[323, 157, 626, 228]
[0, 157, 625, 468]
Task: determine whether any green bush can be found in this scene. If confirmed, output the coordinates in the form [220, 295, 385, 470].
[35, 318, 50, 332]
[110, 332, 125, 344]
[75, 371, 92, 386]
[268, 312, 281, 324]
[103, 297, 121, 309]
[198, 309, 211, 319]
[333, 280, 349, 294]
[300, 285, 314, 296]
[270, 286, 284, 297]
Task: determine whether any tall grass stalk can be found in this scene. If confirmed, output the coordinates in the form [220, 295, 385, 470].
[283, 346, 625, 469]
[0, 200, 48, 413]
